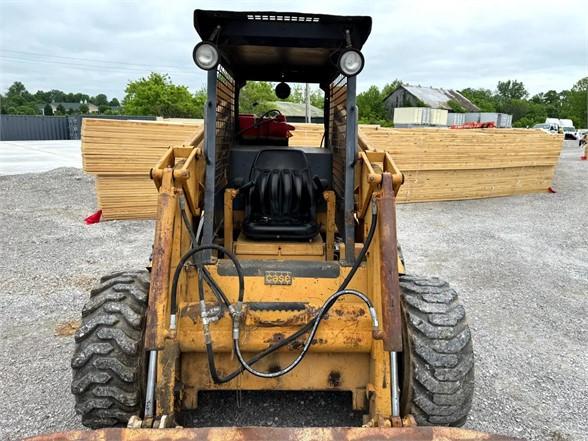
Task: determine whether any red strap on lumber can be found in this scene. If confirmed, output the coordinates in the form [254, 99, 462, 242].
[548, 187, 557, 194]
[451, 121, 496, 129]
[84, 210, 102, 224]
[581, 155, 587, 161]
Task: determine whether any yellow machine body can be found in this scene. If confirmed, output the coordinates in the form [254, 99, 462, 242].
[147, 141, 406, 426]
[28, 10, 513, 441]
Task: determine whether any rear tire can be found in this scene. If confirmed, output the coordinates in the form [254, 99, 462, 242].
[71, 271, 150, 429]
[399, 274, 474, 426]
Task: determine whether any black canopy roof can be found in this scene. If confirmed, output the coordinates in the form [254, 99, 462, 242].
[194, 10, 372, 84]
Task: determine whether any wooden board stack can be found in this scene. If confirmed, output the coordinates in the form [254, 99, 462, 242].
[289, 123, 326, 147]
[81, 119, 562, 220]
[358, 127, 563, 203]
[82, 118, 202, 219]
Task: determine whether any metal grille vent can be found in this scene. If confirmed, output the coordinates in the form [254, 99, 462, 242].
[246, 14, 320, 23]
[329, 74, 348, 200]
[215, 67, 235, 190]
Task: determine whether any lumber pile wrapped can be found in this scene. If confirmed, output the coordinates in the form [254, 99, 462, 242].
[359, 127, 563, 202]
[82, 118, 202, 219]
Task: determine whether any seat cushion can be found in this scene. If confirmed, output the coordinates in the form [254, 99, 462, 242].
[243, 149, 319, 241]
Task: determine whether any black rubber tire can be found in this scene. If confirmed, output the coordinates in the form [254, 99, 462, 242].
[399, 274, 474, 426]
[71, 271, 150, 429]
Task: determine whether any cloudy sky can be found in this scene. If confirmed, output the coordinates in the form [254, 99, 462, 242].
[0, 0, 585, 100]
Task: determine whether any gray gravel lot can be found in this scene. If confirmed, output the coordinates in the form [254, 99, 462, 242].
[0, 141, 586, 440]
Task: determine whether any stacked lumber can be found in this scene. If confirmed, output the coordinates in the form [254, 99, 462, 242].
[81, 119, 562, 220]
[95, 175, 158, 220]
[359, 127, 563, 202]
[82, 118, 201, 174]
[289, 123, 325, 146]
[82, 118, 202, 219]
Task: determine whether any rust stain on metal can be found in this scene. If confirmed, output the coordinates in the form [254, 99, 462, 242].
[328, 371, 342, 387]
[344, 334, 363, 348]
[333, 307, 365, 320]
[156, 341, 179, 415]
[247, 310, 309, 327]
[266, 333, 286, 345]
[310, 337, 327, 346]
[145, 169, 176, 351]
[180, 304, 200, 324]
[376, 173, 403, 352]
[289, 339, 304, 350]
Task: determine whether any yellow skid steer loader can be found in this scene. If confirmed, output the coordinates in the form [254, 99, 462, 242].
[29, 9, 513, 441]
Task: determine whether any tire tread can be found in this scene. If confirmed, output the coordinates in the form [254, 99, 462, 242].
[400, 274, 474, 427]
[71, 271, 149, 429]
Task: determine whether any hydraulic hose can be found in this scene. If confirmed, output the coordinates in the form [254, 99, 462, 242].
[172, 195, 379, 382]
[169, 243, 244, 315]
[179, 202, 231, 309]
[233, 289, 379, 378]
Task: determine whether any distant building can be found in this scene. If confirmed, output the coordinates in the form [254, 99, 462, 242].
[264, 101, 323, 123]
[383, 85, 479, 118]
[43, 102, 99, 114]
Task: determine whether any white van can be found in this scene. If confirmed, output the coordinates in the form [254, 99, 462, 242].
[545, 118, 577, 139]
[559, 119, 577, 139]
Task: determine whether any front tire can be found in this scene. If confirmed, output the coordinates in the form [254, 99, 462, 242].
[71, 271, 150, 429]
[399, 274, 474, 426]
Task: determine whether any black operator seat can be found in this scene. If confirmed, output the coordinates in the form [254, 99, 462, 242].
[242, 149, 321, 240]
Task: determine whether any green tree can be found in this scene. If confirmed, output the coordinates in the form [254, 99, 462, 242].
[459, 88, 497, 112]
[35, 90, 52, 103]
[49, 89, 65, 102]
[287, 84, 305, 103]
[309, 89, 324, 109]
[239, 81, 276, 114]
[498, 98, 530, 123]
[7, 81, 27, 99]
[11, 104, 39, 115]
[122, 73, 201, 117]
[512, 102, 547, 127]
[5, 81, 32, 109]
[93, 93, 109, 106]
[193, 88, 206, 117]
[357, 85, 387, 123]
[563, 77, 587, 127]
[109, 98, 120, 107]
[55, 104, 66, 115]
[496, 80, 528, 100]
[79, 103, 89, 114]
[43, 103, 54, 115]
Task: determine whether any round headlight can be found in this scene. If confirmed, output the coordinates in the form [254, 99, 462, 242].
[338, 49, 364, 76]
[193, 42, 219, 70]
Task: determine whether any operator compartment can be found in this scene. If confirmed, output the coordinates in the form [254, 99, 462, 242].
[228, 144, 332, 259]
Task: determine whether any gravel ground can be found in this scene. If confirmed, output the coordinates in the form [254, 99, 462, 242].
[0, 141, 586, 440]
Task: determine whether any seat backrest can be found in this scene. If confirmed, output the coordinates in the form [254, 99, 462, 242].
[246, 149, 315, 223]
